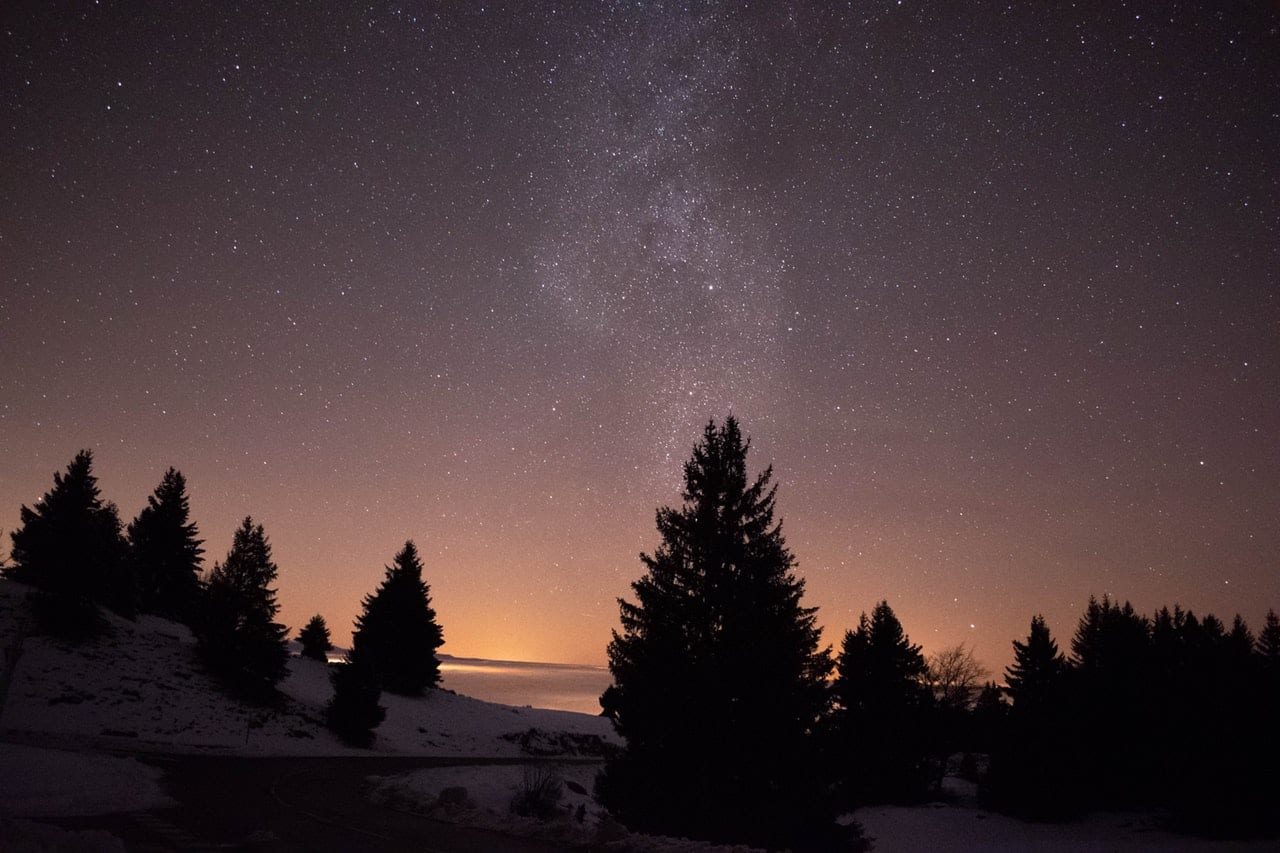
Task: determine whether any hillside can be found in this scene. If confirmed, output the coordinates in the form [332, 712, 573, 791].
[0, 580, 617, 758]
[5, 582, 1273, 852]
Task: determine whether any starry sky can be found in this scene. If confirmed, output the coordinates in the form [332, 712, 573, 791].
[3, 2, 1278, 671]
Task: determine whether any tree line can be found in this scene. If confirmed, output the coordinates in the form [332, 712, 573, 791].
[4, 432, 1278, 850]
[0, 449, 441, 746]
[598, 417, 1280, 850]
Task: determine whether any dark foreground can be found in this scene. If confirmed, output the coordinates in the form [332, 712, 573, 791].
[44, 754, 594, 852]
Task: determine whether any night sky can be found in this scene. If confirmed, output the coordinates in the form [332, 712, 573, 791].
[3, 2, 1278, 671]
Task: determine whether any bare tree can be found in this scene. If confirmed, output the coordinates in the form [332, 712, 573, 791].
[928, 643, 990, 712]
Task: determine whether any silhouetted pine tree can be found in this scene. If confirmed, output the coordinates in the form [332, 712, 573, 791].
[1149, 604, 1186, 682]
[199, 517, 290, 698]
[327, 657, 385, 747]
[1197, 612, 1227, 653]
[4, 450, 135, 630]
[127, 468, 204, 622]
[599, 417, 846, 851]
[298, 614, 332, 662]
[349, 541, 444, 695]
[990, 600, 1280, 832]
[829, 600, 934, 804]
[1148, 606, 1279, 837]
[1069, 595, 1152, 807]
[1004, 614, 1064, 709]
[1227, 614, 1255, 662]
[1070, 595, 1149, 674]
[985, 614, 1083, 818]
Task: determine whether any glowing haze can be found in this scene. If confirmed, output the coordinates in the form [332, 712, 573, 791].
[2, 3, 1277, 672]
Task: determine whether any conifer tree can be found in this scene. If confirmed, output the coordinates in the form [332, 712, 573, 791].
[1070, 595, 1152, 808]
[1004, 614, 1065, 708]
[834, 603, 930, 711]
[127, 468, 204, 622]
[988, 612, 1085, 819]
[1198, 612, 1227, 648]
[5, 450, 135, 625]
[1149, 605, 1184, 679]
[830, 601, 933, 803]
[1070, 595, 1149, 674]
[349, 541, 444, 695]
[327, 657, 385, 747]
[199, 517, 290, 697]
[298, 614, 332, 662]
[1226, 614, 1255, 661]
[599, 417, 840, 850]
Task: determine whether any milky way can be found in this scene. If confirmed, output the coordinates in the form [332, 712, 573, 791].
[2, 2, 1277, 669]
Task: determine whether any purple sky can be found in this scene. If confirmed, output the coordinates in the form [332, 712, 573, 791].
[2, 2, 1277, 670]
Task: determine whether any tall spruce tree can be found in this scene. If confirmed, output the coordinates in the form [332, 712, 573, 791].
[1226, 614, 1255, 662]
[830, 601, 934, 804]
[5, 450, 135, 624]
[988, 611, 1085, 819]
[1070, 595, 1149, 674]
[599, 417, 841, 850]
[1004, 614, 1065, 708]
[199, 517, 290, 697]
[1069, 595, 1153, 808]
[127, 468, 204, 622]
[349, 541, 444, 695]
[298, 614, 333, 662]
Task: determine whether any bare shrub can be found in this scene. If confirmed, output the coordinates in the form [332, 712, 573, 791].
[510, 765, 563, 820]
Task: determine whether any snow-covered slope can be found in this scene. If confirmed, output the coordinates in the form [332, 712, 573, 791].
[0, 580, 617, 757]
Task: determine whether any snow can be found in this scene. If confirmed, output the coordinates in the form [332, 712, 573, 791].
[853, 803, 1278, 852]
[371, 764, 1280, 852]
[286, 655, 619, 758]
[367, 764, 765, 852]
[367, 763, 604, 845]
[0, 744, 170, 817]
[3, 581, 1278, 851]
[0, 580, 618, 758]
[0, 819, 125, 853]
[848, 772, 1279, 852]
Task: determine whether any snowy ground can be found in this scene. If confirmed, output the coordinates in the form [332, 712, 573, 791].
[849, 777, 1278, 852]
[364, 765, 1280, 853]
[367, 764, 764, 852]
[0, 580, 618, 758]
[0, 818, 125, 853]
[853, 803, 1277, 852]
[2, 581, 1278, 851]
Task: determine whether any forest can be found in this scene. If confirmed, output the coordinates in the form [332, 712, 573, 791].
[4, 421, 1278, 852]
